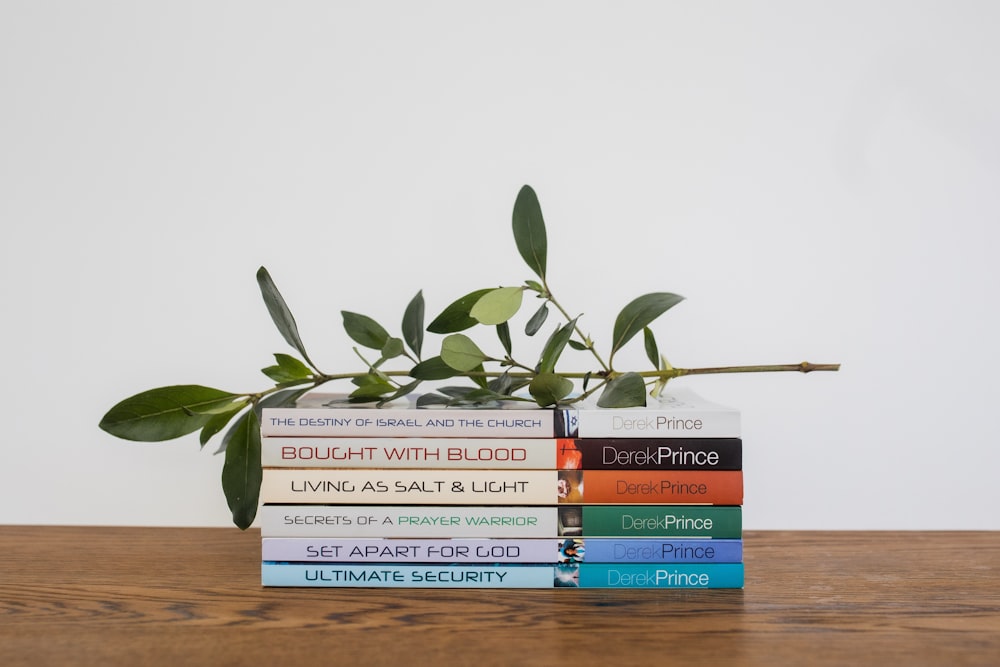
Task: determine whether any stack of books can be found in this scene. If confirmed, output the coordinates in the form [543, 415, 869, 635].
[257, 388, 744, 589]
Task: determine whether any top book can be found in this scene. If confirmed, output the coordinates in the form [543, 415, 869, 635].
[260, 388, 740, 439]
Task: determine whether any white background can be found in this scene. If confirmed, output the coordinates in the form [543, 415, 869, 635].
[2, 1, 998, 529]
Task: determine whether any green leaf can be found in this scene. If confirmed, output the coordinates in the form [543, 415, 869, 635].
[470, 287, 524, 325]
[643, 327, 659, 369]
[529, 373, 574, 407]
[416, 393, 452, 407]
[611, 293, 685, 357]
[512, 185, 547, 279]
[441, 334, 489, 372]
[435, 386, 470, 399]
[567, 340, 588, 351]
[410, 356, 461, 380]
[351, 372, 391, 388]
[350, 379, 396, 399]
[275, 353, 311, 377]
[538, 317, 578, 374]
[199, 402, 247, 448]
[366, 338, 403, 369]
[489, 373, 531, 397]
[469, 363, 489, 390]
[377, 380, 422, 406]
[181, 396, 248, 416]
[597, 372, 647, 408]
[214, 388, 309, 455]
[342, 311, 391, 350]
[402, 290, 425, 358]
[490, 371, 513, 397]
[428, 288, 494, 333]
[525, 302, 549, 336]
[256, 267, 316, 370]
[435, 385, 527, 405]
[221, 409, 262, 530]
[452, 387, 511, 404]
[496, 322, 512, 356]
[261, 366, 288, 383]
[99, 385, 240, 442]
[381, 337, 405, 360]
[262, 353, 313, 383]
[525, 279, 544, 293]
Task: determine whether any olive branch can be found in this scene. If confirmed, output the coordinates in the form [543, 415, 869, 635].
[99, 185, 839, 528]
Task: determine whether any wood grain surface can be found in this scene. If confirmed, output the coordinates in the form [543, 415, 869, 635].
[1, 527, 998, 666]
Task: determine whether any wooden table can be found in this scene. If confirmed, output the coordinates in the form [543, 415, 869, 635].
[1, 527, 997, 666]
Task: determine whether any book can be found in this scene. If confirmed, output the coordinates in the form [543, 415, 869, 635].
[575, 388, 740, 438]
[259, 504, 742, 539]
[262, 436, 742, 470]
[259, 387, 739, 438]
[263, 437, 556, 469]
[260, 537, 743, 564]
[260, 393, 576, 438]
[260, 562, 745, 588]
[259, 468, 743, 505]
[559, 437, 741, 470]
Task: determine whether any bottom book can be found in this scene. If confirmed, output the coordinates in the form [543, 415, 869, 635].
[261, 562, 744, 588]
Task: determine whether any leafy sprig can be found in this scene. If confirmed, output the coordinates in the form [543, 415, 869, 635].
[99, 185, 839, 528]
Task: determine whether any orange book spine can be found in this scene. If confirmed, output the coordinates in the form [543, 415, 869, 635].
[558, 470, 743, 505]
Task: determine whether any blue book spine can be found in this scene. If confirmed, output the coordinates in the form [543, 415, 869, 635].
[262, 563, 553, 588]
[261, 562, 744, 588]
[579, 538, 743, 563]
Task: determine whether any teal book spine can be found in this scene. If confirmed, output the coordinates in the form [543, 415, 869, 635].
[261, 562, 744, 588]
[572, 563, 743, 588]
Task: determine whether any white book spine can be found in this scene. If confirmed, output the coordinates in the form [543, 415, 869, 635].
[259, 469, 560, 505]
[576, 390, 741, 438]
[260, 406, 568, 438]
[261, 537, 564, 563]
[576, 411, 741, 438]
[259, 505, 560, 538]
[262, 437, 559, 468]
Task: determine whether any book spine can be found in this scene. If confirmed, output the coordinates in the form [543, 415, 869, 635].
[260, 505, 742, 539]
[576, 563, 744, 588]
[259, 504, 561, 538]
[263, 437, 742, 470]
[259, 469, 743, 505]
[261, 437, 560, 469]
[260, 537, 743, 563]
[575, 538, 742, 563]
[564, 506, 742, 539]
[576, 404, 740, 438]
[261, 537, 564, 563]
[558, 438, 741, 470]
[260, 562, 744, 588]
[260, 406, 576, 438]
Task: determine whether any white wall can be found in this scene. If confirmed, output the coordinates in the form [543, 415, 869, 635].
[2, 1, 998, 529]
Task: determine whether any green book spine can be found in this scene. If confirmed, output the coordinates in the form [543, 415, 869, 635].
[573, 506, 741, 538]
